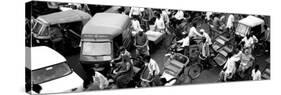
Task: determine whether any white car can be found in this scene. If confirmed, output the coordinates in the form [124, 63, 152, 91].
[26, 46, 84, 94]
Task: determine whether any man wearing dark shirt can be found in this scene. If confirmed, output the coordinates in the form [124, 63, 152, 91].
[134, 31, 149, 56]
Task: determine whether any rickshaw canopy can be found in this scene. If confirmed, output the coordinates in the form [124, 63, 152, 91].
[37, 10, 91, 25]
[82, 13, 130, 39]
[238, 16, 264, 27]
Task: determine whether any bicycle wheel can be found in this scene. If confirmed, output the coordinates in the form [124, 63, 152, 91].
[188, 64, 202, 80]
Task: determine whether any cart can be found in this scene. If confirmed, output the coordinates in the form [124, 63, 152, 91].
[160, 53, 190, 86]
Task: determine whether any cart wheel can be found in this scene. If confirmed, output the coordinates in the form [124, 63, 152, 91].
[188, 64, 202, 80]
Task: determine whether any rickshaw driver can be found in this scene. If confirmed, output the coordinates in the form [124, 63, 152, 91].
[112, 54, 135, 88]
[188, 23, 203, 38]
[240, 33, 258, 50]
[144, 55, 160, 80]
[49, 25, 65, 53]
[110, 46, 132, 66]
[237, 47, 255, 74]
[222, 53, 239, 81]
[134, 30, 150, 56]
[177, 34, 190, 56]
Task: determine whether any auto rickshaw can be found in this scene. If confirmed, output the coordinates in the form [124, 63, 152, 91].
[80, 13, 133, 73]
[31, 10, 91, 52]
[235, 15, 265, 38]
[160, 53, 190, 86]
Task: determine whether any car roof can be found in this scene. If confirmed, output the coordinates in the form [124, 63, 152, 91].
[239, 16, 264, 27]
[37, 10, 91, 25]
[31, 46, 66, 70]
[82, 13, 130, 39]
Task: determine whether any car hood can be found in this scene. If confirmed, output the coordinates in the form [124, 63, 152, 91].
[39, 72, 83, 94]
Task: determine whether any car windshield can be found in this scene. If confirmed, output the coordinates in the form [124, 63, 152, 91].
[31, 62, 72, 84]
[82, 42, 112, 56]
[32, 22, 43, 34]
[39, 27, 50, 36]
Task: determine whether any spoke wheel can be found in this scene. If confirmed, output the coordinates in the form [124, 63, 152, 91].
[188, 64, 202, 80]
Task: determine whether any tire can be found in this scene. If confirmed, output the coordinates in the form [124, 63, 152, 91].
[188, 64, 202, 80]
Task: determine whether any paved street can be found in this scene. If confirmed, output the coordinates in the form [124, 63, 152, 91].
[65, 27, 270, 86]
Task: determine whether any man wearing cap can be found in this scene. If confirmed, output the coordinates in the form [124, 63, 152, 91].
[200, 29, 212, 45]
[198, 29, 212, 68]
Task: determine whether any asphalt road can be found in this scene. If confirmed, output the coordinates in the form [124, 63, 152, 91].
[64, 20, 270, 88]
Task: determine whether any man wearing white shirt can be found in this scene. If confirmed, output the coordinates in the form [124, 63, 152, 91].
[188, 23, 202, 38]
[251, 65, 261, 80]
[171, 10, 185, 28]
[129, 7, 144, 20]
[241, 33, 258, 49]
[205, 12, 213, 21]
[200, 29, 212, 45]
[131, 16, 144, 36]
[174, 10, 184, 20]
[177, 35, 190, 56]
[177, 36, 190, 48]
[161, 9, 170, 25]
[144, 56, 160, 78]
[154, 13, 166, 32]
[223, 53, 240, 81]
[84, 69, 109, 90]
[226, 14, 235, 32]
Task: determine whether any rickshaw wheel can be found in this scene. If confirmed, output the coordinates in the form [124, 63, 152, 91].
[188, 64, 202, 80]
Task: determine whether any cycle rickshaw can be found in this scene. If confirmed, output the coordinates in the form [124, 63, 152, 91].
[139, 53, 190, 86]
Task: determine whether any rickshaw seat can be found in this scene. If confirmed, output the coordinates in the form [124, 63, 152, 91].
[215, 35, 229, 45]
[164, 69, 177, 77]
[218, 49, 228, 57]
[214, 53, 227, 66]
[212, 35, 230, 52]
[189, 45, 200, 58]
[212, 42, 223, 51]
[164, 55, 189, 77]
[164, 53, 189, 78]
[221, 45, 233, 53]
[170, 60, 185, 69]
[164, 64, 181, 75]
[215, 38, 226, 45]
